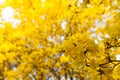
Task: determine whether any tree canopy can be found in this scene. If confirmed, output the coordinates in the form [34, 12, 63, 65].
[0, 0, 120, 80]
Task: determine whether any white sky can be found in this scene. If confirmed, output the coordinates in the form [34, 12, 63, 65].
[116, 54, 120, 60]
[2, 6, 14, 22]
[0, 6, 20, 28]
[61, 21, 67, 30]
[0, 0, 5, 5]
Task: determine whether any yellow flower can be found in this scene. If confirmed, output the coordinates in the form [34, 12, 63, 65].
[60, 56, 70, 63]
[0, 54, 6, 63]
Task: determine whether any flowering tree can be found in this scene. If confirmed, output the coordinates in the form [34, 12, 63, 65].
[0, 0, 120, 80]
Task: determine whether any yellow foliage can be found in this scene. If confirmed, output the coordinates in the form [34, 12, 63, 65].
[0, 0, 120, 80]
[0, 54, 6, 63]
[60, 56, 70, 63]
[112, 64, 120, 79]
